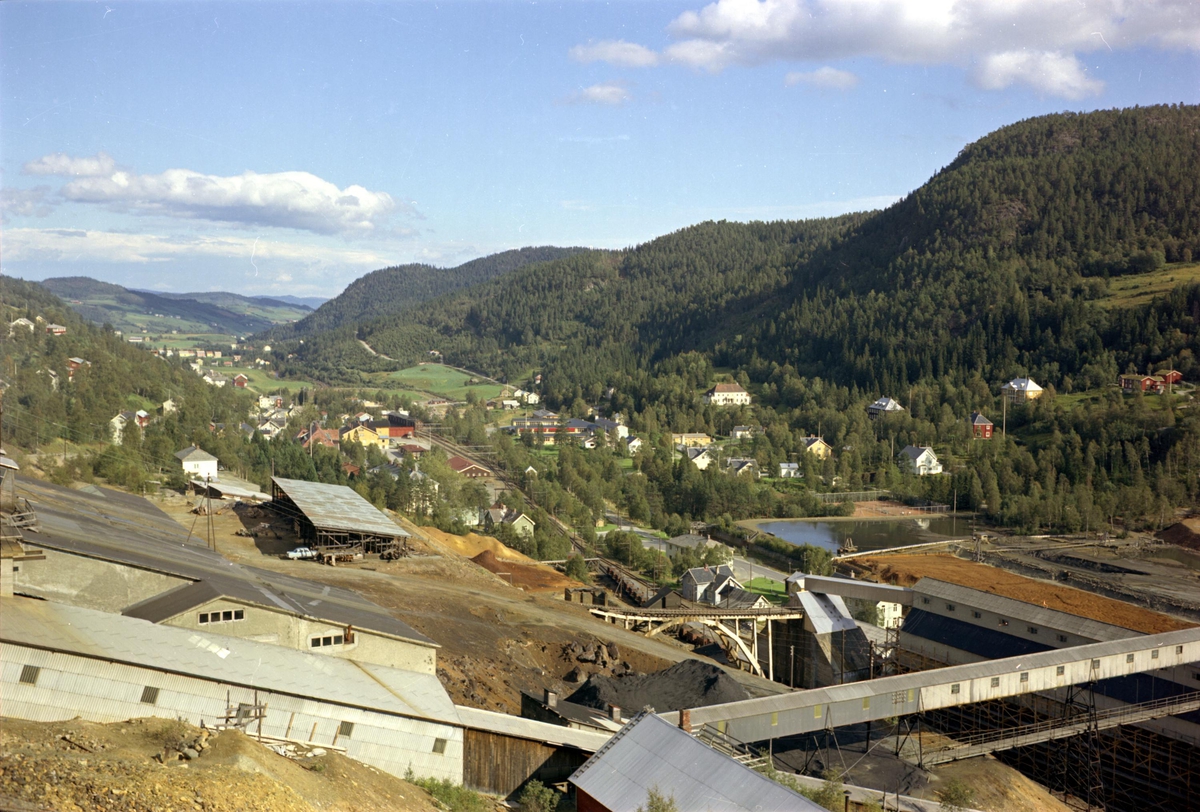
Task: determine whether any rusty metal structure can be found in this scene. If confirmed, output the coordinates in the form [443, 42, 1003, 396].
[268, 477, 408, 556]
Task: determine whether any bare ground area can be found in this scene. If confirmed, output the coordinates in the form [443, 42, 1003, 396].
[855, 553, 1194, 634]
[152, 493, 784, 715]
[0, 717, 452, 812]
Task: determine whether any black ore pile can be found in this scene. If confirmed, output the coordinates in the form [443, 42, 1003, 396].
[566, 658, 749, 713]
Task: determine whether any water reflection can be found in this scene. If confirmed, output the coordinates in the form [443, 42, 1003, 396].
[757, 516, 964, 554]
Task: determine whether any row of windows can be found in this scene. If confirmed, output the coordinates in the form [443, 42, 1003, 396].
[934, 601, 1075, 644]
[311, 635, 345, 648]
[199, 610, 244, 624]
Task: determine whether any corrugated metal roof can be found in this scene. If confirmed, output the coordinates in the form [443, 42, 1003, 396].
[455, 705, 613, 751]
[798, 591, 857, 635]
[17, 478, 433, 646]
[1, 597, 458, 725]
[913, 578, 1141, 641]
[271, 477, 409, 538]
[569, 712, 823, 812]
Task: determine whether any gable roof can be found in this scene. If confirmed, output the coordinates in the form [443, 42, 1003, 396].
[707, 382, 748, 394]
[1004, 377, 1043, 392]
[174, 445, 217, 463]
[899, 445, 935, 461]
[868, 396, 904, 412]
[569, 712, 821, 812]
[970, 411, 993, 426]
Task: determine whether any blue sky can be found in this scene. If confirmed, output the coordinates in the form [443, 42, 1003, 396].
[3, 1, 1198, 298]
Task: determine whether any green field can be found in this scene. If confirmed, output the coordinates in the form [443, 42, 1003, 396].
[233, 367, 313, 393]
[744, 577, 788, 605]
[371, 364, 505, 401]
[1098, 261, 1200, 309]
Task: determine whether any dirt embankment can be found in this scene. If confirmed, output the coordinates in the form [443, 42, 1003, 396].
[0, 717, 446, 812]
[418, 526, 534, 562]
[1158, 520, 1200, 551]
[470, 549, 579, 593]
[859, 553, 1193, 634]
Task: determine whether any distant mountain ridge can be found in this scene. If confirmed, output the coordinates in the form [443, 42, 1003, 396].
[40, 276, 314, 336]
[264, 245, 588, 341]
[135, 290, 313, 311]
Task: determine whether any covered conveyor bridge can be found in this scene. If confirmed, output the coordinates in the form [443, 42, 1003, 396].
[661, 626, 1200, 743]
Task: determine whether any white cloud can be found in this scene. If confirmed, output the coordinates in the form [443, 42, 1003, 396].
[568, 83, 632, 105]
[785, 66, 859, 90]
[21, 154, 406, 235]
[974, 50, 1102, 99]
[576, 0, 1200, 98]
[3, 227, 392, 267]
[24, 152, 116, 177]
[570, 40, 660, 67]
[0, 186, 54, 221]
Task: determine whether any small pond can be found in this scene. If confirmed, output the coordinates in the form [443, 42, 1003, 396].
[756, 515, 968, 555]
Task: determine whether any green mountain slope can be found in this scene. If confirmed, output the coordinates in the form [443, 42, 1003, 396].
[39, 277, 312, 335]
[275, 105, 1200, 404]
[266, 245, 588, 341]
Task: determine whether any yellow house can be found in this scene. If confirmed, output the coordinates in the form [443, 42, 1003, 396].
[340, 424, 387, 450]
[802, 437, 833, 460]
[671, 433, 712, 448]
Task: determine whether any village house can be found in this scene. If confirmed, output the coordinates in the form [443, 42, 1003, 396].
[725, 458, 759, 478]
[1002, 377, 1044, 404]
[8, 318, 35, 335]
[703, 381, 752, 406]
[161, 398, 178, 415]
[483, 506, 536, 539]
[298, 427, 339, 450]
[340, 424, 387, 451]
[623, 436, 643, 455]
[1119, 368, 1183, 394]
[659, 534, 723, 561]
[590, 416, 628, 439]
[175, 445, 219, 480]
[232, 373, 249, 388]
[368, 414, 418, 444]
[202, 371, 229, 387]
[45, 323, 67, 336]
[678, 445, 714, 470]
[670, 432, 711, 447]
[779, 462, 801, 478]
[109, 410, 151, 444]
[867, 396, 905, 420]
[448, 455, 492, 478]
[899, 445, 943, 476]
[801, 436, 833, 459]
[680, 565, 770, 609]
[729, 425, 759, 440]
[66, 357, 90, 383]
[970, 411, 994, 439]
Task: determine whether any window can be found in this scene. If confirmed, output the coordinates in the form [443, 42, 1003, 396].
[141, 686, 160, 705]
[973, 611, 982, 619]
[892, 690, 906, 704]
[201, 609, 244, 625]
[1091, 659, 1101, 669]
[1027, 626, 1038, 635]
[19, 665, 40, 685]
[922, 597, 930, 605]
[990, 677, 1000, 688]
[1126, 653, 1135, 664]
[946, 603, 956, 611]
[863, 697, 871, 709]
[1152, 649, 1160, 660]
[333, 635, 344, 645]
[310, 637, 321, 648]
[432, 738, 447, 754]
[998, 618, 1009, 627]
[311, 634, 346, 648]
[771, 712, 778, 726]
[1178, 646, 1185, 655]
[1056, 666, 1065, 676]
[338, 721, 354, 737]
[1057, 634, 1068, 643]
[814, 705, 822, 719]
[950, 683, 960, 695]
[1020, 672, 1029, 683]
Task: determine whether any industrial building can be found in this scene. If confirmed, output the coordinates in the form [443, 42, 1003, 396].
[269, 476, 410, 555]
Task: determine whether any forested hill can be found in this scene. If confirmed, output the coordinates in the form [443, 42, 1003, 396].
[274, 104, 1200, 404]
[265, 245, 588, 341]
[39, 276, 312, 335]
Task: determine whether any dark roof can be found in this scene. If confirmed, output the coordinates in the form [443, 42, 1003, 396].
[970, 411, 993, 425]
[16, 477, 433, 647]
[902, 607, 1049, 660]
[664, 534, 709, 550]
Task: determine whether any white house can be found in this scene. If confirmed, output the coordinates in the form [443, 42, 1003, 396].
[1002, 377, 1044, 404]
[899, 445, 943, 476]
[175, 445, 218, 480]
[867, 396, 905, 420]
[779, 462, 801, 479]
[8, 318, 35, 335]
[703, 382, 752, 406]
[624, 436, 644, 455]
[678, 445, 714, 470]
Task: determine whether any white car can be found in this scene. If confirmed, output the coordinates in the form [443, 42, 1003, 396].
[285, 547, 316, 560]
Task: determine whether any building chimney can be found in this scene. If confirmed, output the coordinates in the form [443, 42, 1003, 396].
[610, 705, 622, 723]
[679, 709, 692, 733]
[544, 690, 558, 708]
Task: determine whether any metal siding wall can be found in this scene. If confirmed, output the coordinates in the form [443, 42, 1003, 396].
[0, 643, 462, 783]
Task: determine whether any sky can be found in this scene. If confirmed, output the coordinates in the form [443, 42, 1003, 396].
[3, 1, 1198, 299]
